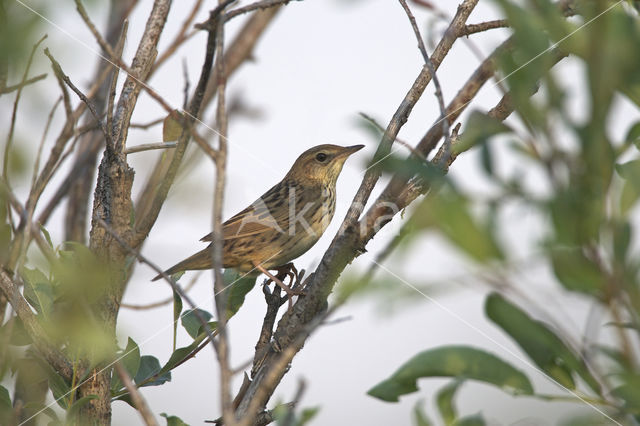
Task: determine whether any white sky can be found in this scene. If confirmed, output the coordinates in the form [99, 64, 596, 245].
[2, 0, 639, 425]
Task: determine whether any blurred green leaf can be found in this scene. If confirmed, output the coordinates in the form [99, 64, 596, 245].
[160, 412, 190, 426]
[134, 355, 171, 388]
[612, 375, 640, 414]
[550, 247, 604, 296]
[410, 189, 504, 262]
[486, 293, 600, 393]
[455, 414, 486, 426]
[626, 121, 640, 149]
[455, 111, 511, 154]
[612, 220, 632, 264]
[367, 345, 533, 402]
[616, 160, 640, 214]
[0, 385, 11, 420]
[180, 308, 213, 340]
[223, 268, 257, 318]
[39, 224, 53, 248]
[35, 359, 71, 409]
[413, 401, 433, 426]
[111, 338, 141, 392]
[436, 380, 462, 425]
[20, 266, 53, 317]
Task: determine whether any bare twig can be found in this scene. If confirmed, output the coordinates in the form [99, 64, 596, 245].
[120, 274, 199, 309]
[44, 48, 112, 148]
[0, 73, 47, 94]
[398, 0, 451, 165]
[107, 20, 129, 149]
[130, 118, 164, 129]
[124, 142, 177, 155]
[74, 0, 118, 60]
[151, 0, 205, 74]
[3, 35, 47, 184]
[114, 362, 159, 426]
[224, 0, 295, 21]
[461, 19, 509, 36]
[32, 98, 62, 190]
[358, 112, 423, 159]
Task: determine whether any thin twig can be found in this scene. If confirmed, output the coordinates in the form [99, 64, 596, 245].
[398, 0, 451, 165]
[211, 4, 234, 424]
[358, 112, 423, 159]
[120, 274, 199, 309]
[74, 0, 118, 60]
[114, 362, 159, 426]
[224, 0, 294, 22]
[32, 98, 62, 190]
[44, 48, 112, 148]
[461, 19, 509, 36]
[130, 117, 164, 129]
[0, 73, 47, 94]
[124, 142, 177, 155]
[3, 35, 47, 184]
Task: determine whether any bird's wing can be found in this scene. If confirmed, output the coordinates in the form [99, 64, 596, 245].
[200, 185, 288, 242]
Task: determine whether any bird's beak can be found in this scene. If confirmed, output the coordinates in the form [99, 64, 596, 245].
[338, 144, 365, 158]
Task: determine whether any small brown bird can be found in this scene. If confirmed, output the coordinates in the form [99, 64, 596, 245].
[153, 144, 363, 293]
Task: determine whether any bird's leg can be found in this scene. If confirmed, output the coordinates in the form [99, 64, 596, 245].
[253, 262, 304, 312]
[275, 262, 299, 287]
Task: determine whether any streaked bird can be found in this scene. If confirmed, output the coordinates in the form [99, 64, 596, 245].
[153, 144, 363, 295]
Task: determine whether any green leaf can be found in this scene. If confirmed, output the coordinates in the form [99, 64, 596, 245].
[550, 247, 604, 296]
[612, 375, 640, 414]
[367, 345, 533, 402]
[298, 406, 320, 425]
[223, 268, 258, 318]
[20, 266, 54, 317]
[160, 412, 190, 426]
[111, 338, 141, 392]
[616, 160, 640, 214]
[455, 111, 511, 154]
[180, 308, 213, 339]
[39, 224, 54, 248]
[410, 189, 504, 262]
[173, 290, 182, 351]
[612, 220, 632, 264]
[35, 359, 71, 409]
[485, 293, 600, 393]
[626, 121, 640, 149]
[455, 413, 486, 426]
[134, 355, 171, 388]
[437, 380, 462, 425]
[0, 384, 11, 411]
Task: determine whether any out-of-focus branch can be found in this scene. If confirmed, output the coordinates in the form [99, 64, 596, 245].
[0, 73, 47, 94]
[114, 362, 159, 426]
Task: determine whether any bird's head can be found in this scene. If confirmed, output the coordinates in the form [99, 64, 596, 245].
[286, 144, 364, 186]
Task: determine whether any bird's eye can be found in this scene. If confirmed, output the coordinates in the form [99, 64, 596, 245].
[315, 152, 328, 163]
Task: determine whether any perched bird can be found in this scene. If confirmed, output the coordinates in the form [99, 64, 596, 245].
[153, 144, 363, 294]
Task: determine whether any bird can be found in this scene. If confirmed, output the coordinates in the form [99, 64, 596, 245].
[153, 144, 364, 296]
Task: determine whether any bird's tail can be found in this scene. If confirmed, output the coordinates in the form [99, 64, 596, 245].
[152, 247, 212, 281]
